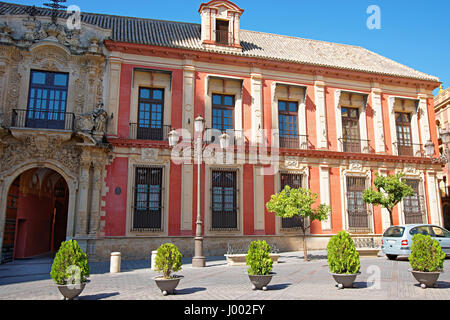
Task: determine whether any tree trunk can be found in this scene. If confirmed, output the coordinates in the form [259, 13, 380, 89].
[302, 228, 308, 261]
[387, 208, 394, 226]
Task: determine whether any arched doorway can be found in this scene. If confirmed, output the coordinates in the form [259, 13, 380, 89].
[2, 168, 69, 263]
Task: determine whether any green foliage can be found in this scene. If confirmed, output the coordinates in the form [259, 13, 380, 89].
[246, 240, 273, 276]
[327, 231, 360, 274]
[266, 186, 331, 228]
[362, 173, 414, 225]
[50, 240, 90, 285]
[155, 243, 183, 279]
[409, 234, 445, 272]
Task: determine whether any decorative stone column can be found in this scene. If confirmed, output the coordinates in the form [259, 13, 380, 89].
[75, 155, 91, 236]
[89, 159, 103, 236]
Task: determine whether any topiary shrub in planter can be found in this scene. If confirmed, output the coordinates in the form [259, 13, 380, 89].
[153, 243, 183, 295]
[409, 234, 445, 288]
[246, 240, 274, 291]
[327, 231, 360, 289]
[50, 239, 90, 300]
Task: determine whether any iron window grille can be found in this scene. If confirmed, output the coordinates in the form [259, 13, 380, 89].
[346, 176, 371, 233]
[132, 166, 164, 232]
[280, 172, 304, 230]
[403, 179, 426, 224]
[210, 168, 239, 231]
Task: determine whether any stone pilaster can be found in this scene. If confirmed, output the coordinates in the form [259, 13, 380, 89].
[371, 87, 385, 153]
[315, 80, 327, 149]
[75, 155, 91, 236]
[320, 165, 331, 230]
[89, 159, 103, 236]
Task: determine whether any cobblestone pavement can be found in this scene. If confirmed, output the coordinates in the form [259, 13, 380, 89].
[1, 251, 450, 300]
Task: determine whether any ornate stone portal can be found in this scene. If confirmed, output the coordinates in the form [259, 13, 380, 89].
[0, 13, 112, 261]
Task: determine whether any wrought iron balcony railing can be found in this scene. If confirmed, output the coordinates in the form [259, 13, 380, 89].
[214, 30, 233, 45]
[279, 134, 309, 149]
[393, 142, 424, 157]
[129, 123, 171, 141]
[11, 109, 75, 131]
[338, 137, 371, 153]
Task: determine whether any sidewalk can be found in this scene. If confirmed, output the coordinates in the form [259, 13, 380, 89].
[1, 250, 450, 300]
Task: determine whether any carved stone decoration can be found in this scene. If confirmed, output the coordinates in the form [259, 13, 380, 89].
[142, 148, 159, 161]
[93, 104, 107, 134]
[284, 156, 299, 169]
[349, 161, 363, 172]
[0, 23, 13, 44]
[77, 112, 95, 132]
[0, 135, 82, 177]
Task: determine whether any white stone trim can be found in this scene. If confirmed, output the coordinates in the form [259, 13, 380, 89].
[320, 165, 332, 231]
[204, 164, 243, 236]
[315, 80, 327, 149]
[340, 162, 373, 233]
[371, 87, 385, 153]
[334, 90, 369, 153]
[388, 96, 421, 156]
[126, 158, 170, 236]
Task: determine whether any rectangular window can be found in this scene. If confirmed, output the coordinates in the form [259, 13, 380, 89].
[26, 70, 69, 130]
[346, 176, 369, 232]
[395, 112, 413, 156]
[212, 94, 234, 132]
[215, 19, 229, 45]
[341, 107, 361, 152]
[137, 88, 164, 140]
[403, 179, 425, 224]
[280, 173, 303, 229]
[279, 100, 299, 148]
[133, 167, 163, 231]
[211, 170, 238, 230]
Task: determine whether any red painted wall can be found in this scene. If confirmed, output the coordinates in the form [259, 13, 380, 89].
[102, 157, 128, 236]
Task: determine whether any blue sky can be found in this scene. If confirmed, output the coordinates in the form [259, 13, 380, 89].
[10, 0, 450, 95]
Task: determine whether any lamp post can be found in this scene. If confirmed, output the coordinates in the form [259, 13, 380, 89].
[192, 115, 206, 267]
[169, 117, 230, 267]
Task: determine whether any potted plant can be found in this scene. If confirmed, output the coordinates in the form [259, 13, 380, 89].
[409, 233, 445, 289]
[327, 231, 360, 289]
[153, 243, 183, 295]
[246, 240, 274, 291]
[50, 239, 90, 300]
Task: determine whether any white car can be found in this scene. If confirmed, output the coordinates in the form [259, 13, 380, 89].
[381, 224, 450, 260]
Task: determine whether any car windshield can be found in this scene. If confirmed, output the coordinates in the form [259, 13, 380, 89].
[383, 226, 405, 237]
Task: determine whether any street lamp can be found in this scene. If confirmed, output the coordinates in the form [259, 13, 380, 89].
[193, 115, 206, 268]
[168, 115, 230, 268]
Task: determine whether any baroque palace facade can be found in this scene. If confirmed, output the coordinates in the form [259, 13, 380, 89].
[0, 0, 443, 262]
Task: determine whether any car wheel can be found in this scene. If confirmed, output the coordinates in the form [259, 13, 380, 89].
[386, 254, 397, 261]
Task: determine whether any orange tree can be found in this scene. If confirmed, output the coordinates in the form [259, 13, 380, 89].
[266, 186, 331, 261]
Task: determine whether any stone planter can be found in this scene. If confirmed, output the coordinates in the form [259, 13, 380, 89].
[248, 273, 275, 291]
[331, 273, 359, 289]
[410, 270, 441, 288]
[57, 281, 88, 300]
[154, 275, 183, 295]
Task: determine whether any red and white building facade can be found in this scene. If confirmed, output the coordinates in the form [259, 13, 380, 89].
[0, 1, 443, 261]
